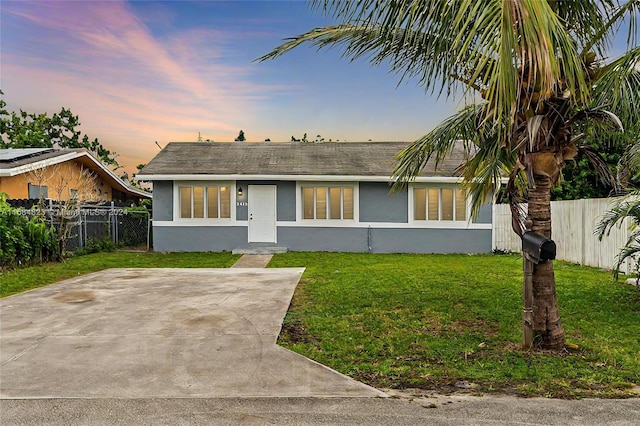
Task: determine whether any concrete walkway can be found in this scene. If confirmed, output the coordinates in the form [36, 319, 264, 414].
[0, 268, 384, 398]
[231, 254, 273, 268]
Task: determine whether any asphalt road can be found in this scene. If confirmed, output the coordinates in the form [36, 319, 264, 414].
[2, 395, 640, 425]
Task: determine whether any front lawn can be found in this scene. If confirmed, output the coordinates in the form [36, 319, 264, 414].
[0, 251, 240, 297]
[268, 252, 640, 398]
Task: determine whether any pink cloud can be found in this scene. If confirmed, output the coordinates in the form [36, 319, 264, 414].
[1, 0, 305, 173]
[6, 1, 219, 98]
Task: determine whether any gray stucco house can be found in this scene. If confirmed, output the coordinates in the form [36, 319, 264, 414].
[137, 141, 492, 253]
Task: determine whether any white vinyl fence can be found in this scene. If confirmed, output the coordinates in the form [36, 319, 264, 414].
[492, 198, 631, 274]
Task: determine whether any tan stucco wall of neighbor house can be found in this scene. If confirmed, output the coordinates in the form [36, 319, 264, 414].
[0, 175, 26, 199]
[0, 160, 113, 201]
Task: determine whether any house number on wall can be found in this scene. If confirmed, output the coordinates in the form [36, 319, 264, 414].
[237, 201, 248, 207]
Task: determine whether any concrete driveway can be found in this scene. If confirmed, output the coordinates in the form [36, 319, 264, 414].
[0, 268, 385, 398]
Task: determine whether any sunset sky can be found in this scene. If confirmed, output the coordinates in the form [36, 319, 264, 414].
[1, 1, 635, 175]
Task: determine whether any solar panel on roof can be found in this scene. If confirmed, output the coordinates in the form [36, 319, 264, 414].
[0, 148, 55, 162]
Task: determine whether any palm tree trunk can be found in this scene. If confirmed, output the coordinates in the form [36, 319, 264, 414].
[528, 175, 565, 350]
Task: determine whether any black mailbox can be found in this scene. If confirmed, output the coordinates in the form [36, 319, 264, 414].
[522, 231, 556, 264]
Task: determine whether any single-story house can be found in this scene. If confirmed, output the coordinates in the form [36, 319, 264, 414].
[136, 141, 492, 253]
[0, 148, 151, 204]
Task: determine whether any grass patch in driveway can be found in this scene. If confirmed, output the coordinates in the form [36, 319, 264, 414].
[1, 251, 240, 297]
[268, 252, 640, 399]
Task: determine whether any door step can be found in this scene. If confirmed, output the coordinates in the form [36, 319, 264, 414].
[232, 247, 288, 255]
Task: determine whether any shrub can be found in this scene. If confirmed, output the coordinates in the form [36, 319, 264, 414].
[0, 194, 58, 268]
[79, 237, 115, 255]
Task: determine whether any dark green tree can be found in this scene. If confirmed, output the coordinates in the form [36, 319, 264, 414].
[552, 123, 640, 200]
[0, 91, 120, 168]
[234, 130, 246, 141]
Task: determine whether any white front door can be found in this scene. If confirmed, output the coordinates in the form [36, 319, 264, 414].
[248, 185, 277, 243]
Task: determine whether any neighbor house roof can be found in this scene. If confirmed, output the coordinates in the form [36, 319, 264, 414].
[0, 148, 151, 199]
[137, 142, 467, 182]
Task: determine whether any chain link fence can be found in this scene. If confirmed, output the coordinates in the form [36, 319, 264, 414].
[115, 209, 151, 248]
[78, 205, 150, 250]
[6, 199, 152, 255]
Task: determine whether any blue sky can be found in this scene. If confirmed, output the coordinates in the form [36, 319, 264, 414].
[1, 1, 636, 174]
[1, 0, 460, 173]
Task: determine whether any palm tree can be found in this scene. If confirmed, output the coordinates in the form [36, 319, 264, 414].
[597, 190, 640, 286]
[259, 0, 640, 349]
[596, 123, 640, 282]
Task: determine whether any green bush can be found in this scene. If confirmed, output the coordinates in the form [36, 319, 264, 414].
[0, 195, 58, 268]
[77, 237, 115, 255]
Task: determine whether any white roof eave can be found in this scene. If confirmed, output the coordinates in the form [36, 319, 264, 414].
[135, 173, 464, 183]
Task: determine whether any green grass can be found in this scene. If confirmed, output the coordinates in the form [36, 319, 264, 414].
[0, 251, 240, 297]
[268, 252, 640, 399]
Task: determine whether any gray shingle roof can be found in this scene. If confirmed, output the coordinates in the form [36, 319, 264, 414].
[0, 149, 74, 170]
[139, 142, 465, 177]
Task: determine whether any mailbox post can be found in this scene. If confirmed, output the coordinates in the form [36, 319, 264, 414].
[521, 232, 556, 348]
[522, 257, 534, 348]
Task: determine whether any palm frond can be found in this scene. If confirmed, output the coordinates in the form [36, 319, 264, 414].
[392, 102, 516, 219]
[504, 167, 529, 236]
[553, 0, 612, 53]
[581, 0, 639, 54]
[312, 1, 630, 54]
[612, 239, 640, 278]
[527, 115, 546, 152]
[257, 23, 477, 99]
[460, 136, 516, 218]
[617, 126, 640, 184]
[495, 0, 588, 115]
[263, 1, 590, 132]
[579, 145, 620, 191]
[596, 184, 640, 278]
[596, 190, 640, 238]
[592, 46, 640, 126]
[568, 108, 625, 130]
[391, 104, 488, 189]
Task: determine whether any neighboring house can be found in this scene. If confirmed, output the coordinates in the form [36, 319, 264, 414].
[0, 148, 151, 204]
[137, 141, 492, 253]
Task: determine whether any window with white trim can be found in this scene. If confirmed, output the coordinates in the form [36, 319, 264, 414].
[302, 186, 354, 220]
[414, 187, 467, 221]
[179, 185, 231, 219]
